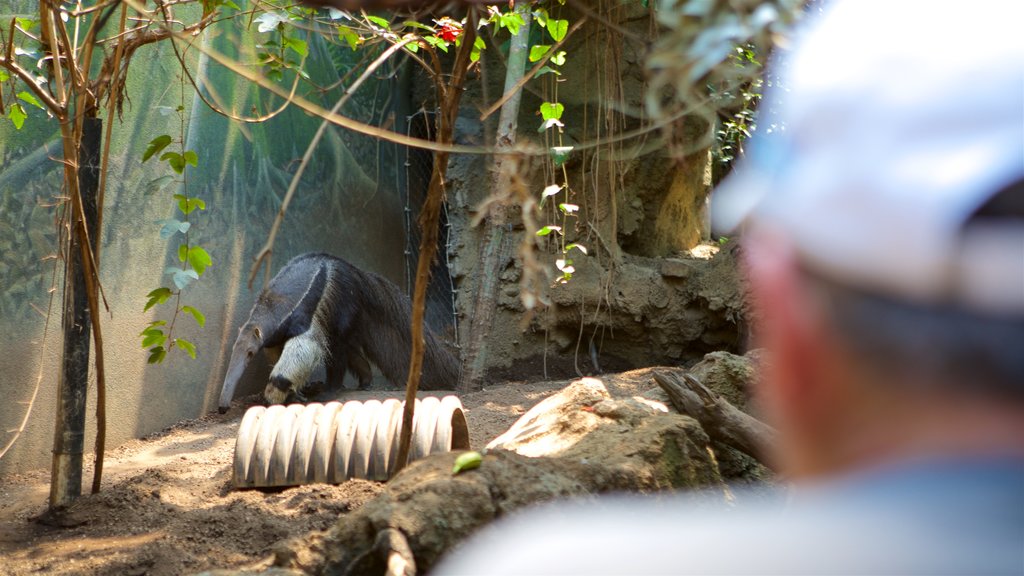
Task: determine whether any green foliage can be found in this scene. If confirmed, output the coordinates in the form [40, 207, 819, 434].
[526, 3, 587, 284]
[17, 91, 43, 109]
[337, 25, 361, 50]
[143, 135, 173, 162]
[470, 37, 486, 63]
[140, 105, 210, 363]
[713, 44, 764, 172]
[174, 338, 197, 359]
[181, 306, 206, 327]
[144, 289, 173, 312]
[539, 102, 564, 121]
[529, 44, 551, 62]
[254, 9, 312, 82]
[8, 103, 27, 130]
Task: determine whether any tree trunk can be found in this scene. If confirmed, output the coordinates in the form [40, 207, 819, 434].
[394, 21, 479, 474]
[50, 117, 101, 508]
[460, 5, 533, 391]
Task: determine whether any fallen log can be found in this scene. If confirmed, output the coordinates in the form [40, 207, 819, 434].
[653, 370, 777, 468]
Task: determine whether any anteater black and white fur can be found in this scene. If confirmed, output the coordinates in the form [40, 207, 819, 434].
[217, 252, 458, 413]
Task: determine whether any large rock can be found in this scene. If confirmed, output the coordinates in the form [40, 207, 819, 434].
[489, 378, 724, 491]
[267, 378, 725, 576]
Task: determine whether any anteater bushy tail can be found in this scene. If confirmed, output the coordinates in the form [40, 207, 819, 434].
[343, 262, 460, 390]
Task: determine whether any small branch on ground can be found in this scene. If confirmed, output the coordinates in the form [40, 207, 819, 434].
[653, 370, 777, 467]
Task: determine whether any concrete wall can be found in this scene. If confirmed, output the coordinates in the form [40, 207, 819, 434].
[0, 29, 405, 478]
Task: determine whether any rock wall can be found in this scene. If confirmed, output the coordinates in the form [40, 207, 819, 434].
[427, 2, 745, 383]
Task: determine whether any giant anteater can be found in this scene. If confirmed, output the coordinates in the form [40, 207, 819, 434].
[217, 252, 458, 413]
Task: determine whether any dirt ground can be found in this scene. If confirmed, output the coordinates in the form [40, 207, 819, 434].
[0, 372, 660, 576]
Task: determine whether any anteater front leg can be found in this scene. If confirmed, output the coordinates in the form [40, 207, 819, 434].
[264, 333, 326, 405]
[325, 343, 373, 392]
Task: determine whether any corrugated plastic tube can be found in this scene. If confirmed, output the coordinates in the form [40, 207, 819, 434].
[232, 396, 470, 488]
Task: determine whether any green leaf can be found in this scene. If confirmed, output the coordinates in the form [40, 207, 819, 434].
[402, 20, 434, 31]
[160, 151, 185, 173]
[175, 338, 197, 359]
[559, 203, 579, 214]
[498, 12, 525, 36]
[366, 15, 391, 29]
[187, 246, 213, 275]
[156, 218, 190, 239]
[550, 50, 567, 66]
[534, 7, 549, 28]
[15, 17, 37, 30]
[173, 194, 206, 215]
[529, 44, 550, 62]
[182, 305, 206, 327]
[143, 175, 176, 196]
[337, 25, 360, 50]
[566, 243, 588, 255]
[0, 70, 8, 82]
[183, 150, 198, 168]
[221, 0, 240, 9]
[534, 66, 562, 78]
[141, 329, 166, 348]
[147, 346, 167, 364]
[470, 36, 485, 63]
[540, 102, 564, 121]
[17, 91, 44, 110]
[452, 451, 482, 474]
[405, 41, 419, 54]
[166, 267, 200, 290]
[549, 146, 574, 166]
[424, 35, 449, 52]
[547, 19, 568, 42]
[536, 225, 562, 237]
[140, 320, 167, 333]
[143, 135, 173, 162]
[9, 103, 27, 130]
[178, 243, 188, 262]
[284, 36, 308, 58]
[144, 287, 173, 311]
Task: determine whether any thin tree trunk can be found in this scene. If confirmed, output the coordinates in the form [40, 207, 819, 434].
[460, 5, 533, 391]
[394, 20, 479, 474]
[50, 117, 101, 508]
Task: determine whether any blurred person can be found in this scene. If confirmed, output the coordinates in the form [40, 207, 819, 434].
[435, 1, 1024, 574]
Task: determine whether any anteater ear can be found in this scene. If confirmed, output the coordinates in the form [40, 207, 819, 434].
[254, 326, 262, 340]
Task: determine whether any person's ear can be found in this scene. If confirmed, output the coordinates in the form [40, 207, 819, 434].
[743, 227, 839, 472]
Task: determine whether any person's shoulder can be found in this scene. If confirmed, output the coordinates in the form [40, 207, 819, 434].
[435, 459, 1024, 575]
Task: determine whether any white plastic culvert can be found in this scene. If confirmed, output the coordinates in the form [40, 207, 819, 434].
[231, 396, 470, 488]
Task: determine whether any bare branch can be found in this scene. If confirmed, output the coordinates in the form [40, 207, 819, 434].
[0, 55, 63, 113]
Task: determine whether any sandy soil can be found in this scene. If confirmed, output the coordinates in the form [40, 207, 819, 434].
[0, 373, 657, 576]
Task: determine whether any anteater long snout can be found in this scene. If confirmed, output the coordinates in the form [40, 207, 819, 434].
[218, 350, 250, 413]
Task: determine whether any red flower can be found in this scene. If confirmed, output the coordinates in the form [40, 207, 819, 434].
[435, 18, 462, 42]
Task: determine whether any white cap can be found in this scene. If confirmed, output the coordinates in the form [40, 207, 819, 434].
[713, 0, 1024, 314]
